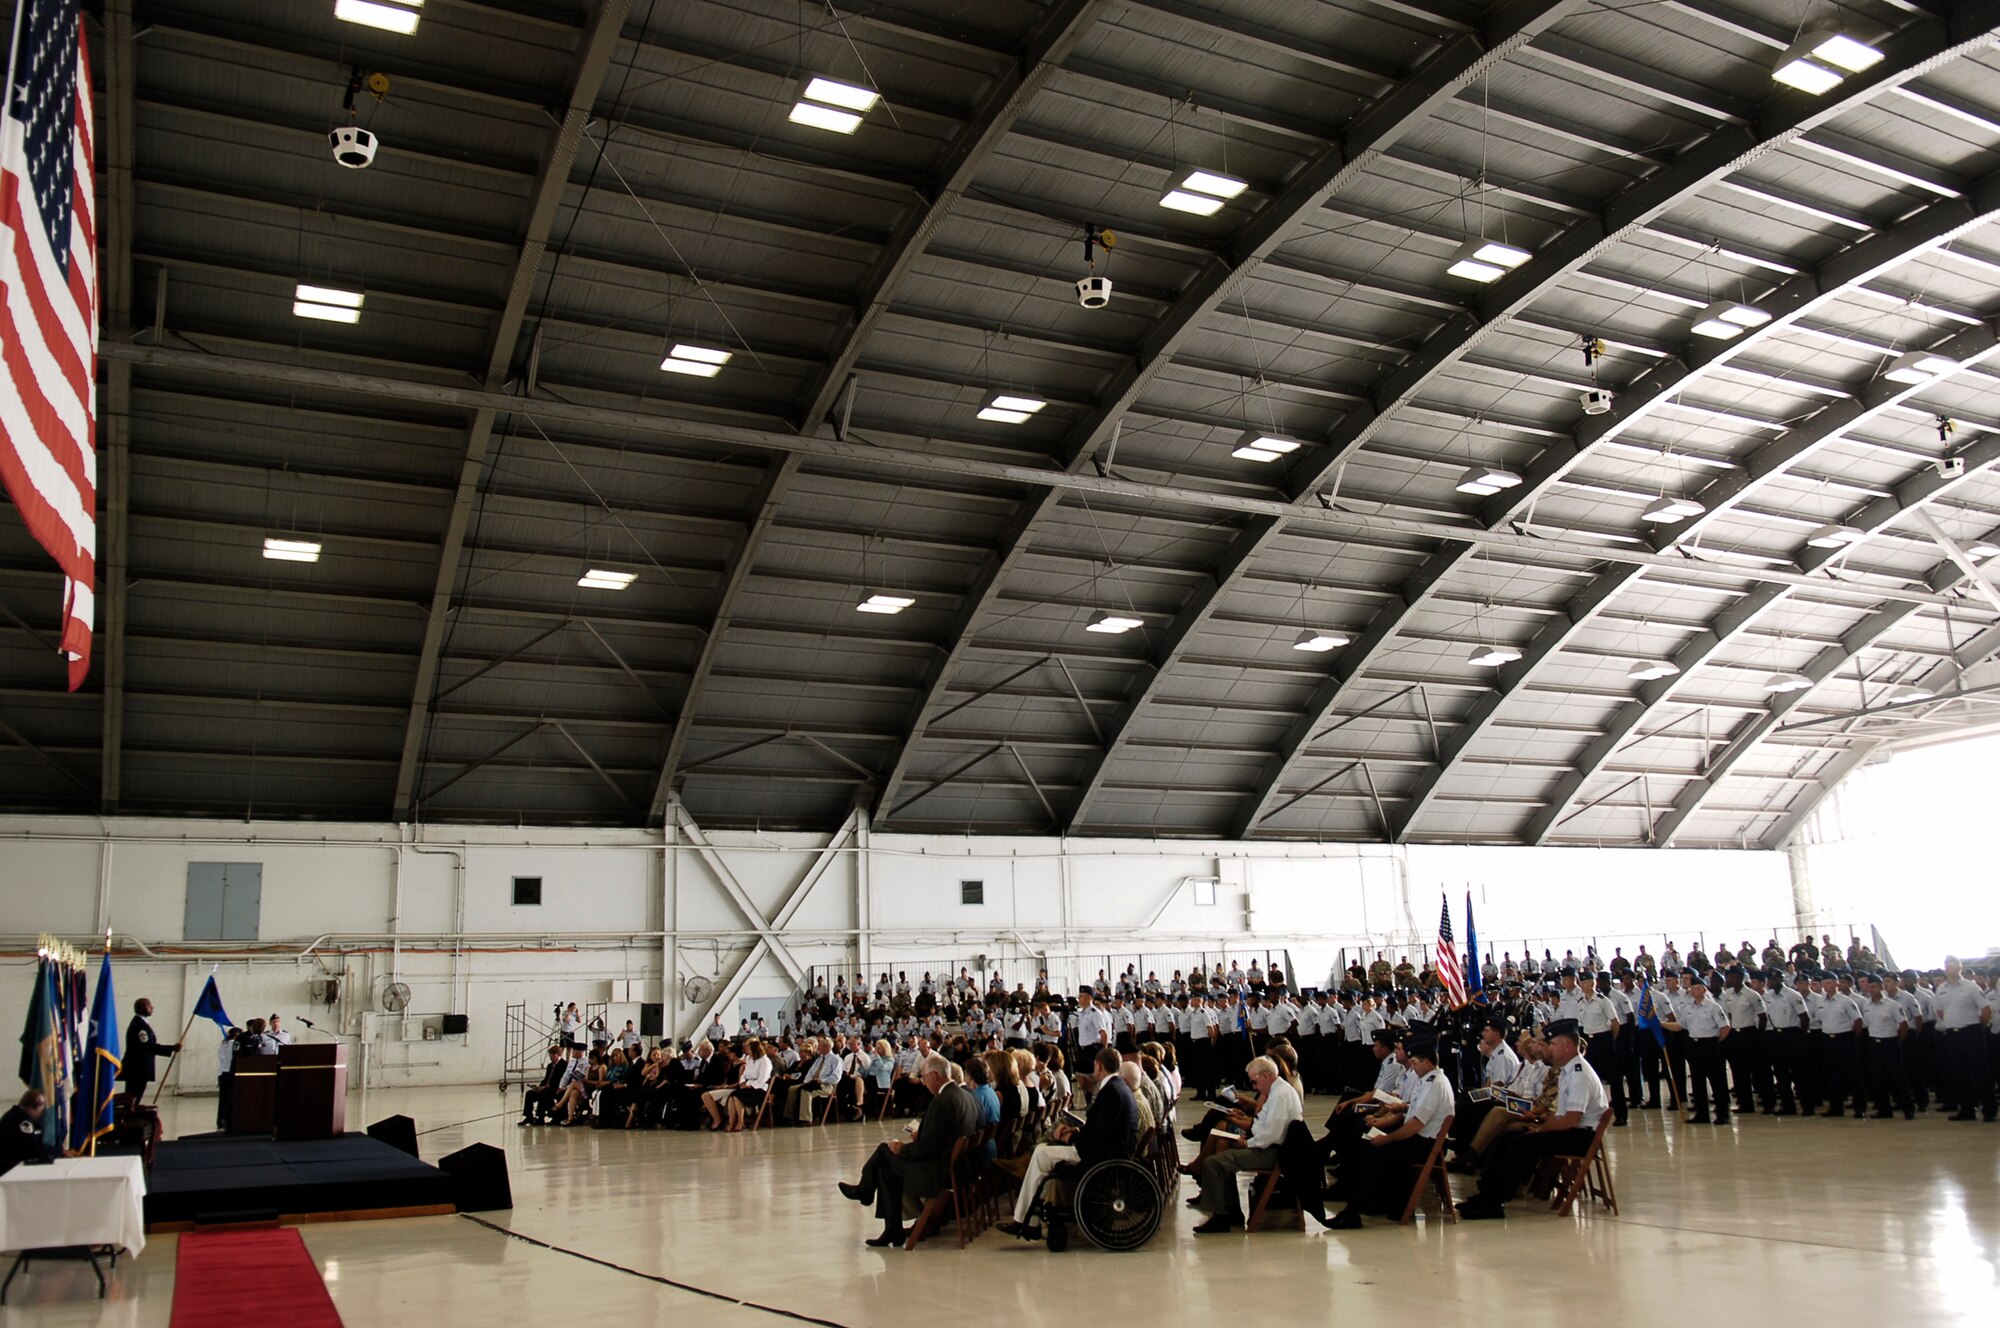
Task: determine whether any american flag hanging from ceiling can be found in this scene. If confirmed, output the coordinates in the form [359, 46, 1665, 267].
[0, 0, 96, 691]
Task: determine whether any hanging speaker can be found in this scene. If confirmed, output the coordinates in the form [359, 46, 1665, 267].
[440, 1142, 512, 1212]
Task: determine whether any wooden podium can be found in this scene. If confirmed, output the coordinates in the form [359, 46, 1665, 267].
[275, 1043, 348, 1140]
[227, 1054, 278, 1135]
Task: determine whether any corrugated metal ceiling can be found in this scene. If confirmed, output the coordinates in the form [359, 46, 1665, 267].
[7, 0, 2000, 845]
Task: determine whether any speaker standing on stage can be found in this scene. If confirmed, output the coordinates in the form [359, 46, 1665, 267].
[121, 997, 180, 1098]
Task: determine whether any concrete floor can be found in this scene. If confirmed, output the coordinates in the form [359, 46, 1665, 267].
[4, 1084, 1996, 1326]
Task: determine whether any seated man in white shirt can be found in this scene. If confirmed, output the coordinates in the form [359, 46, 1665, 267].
[1453, 1033, 1551, 1172]
[1192, 1056, 1303, 1233]
[1326, 1032, 1455, 1227]
[1310, 1027, 1404, 1165]
[1449, 1019, 1521, 1151]
[1458, 1019, 1607, 1219]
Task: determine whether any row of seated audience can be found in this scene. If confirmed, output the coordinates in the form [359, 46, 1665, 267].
[517, 1030, 1094, 1134]
[841, 1015, 1608, 1244]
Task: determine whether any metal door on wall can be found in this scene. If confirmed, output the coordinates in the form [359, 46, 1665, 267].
[185, 862, 263, 941]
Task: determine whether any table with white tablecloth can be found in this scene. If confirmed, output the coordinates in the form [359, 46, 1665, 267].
[0, 1156, 147, 1301]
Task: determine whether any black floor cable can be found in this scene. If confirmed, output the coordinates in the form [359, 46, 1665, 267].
[413, 1110, 516, 1137]
[457, 1214, 854, 1328]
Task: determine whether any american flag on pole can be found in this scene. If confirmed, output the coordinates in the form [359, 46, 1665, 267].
[0, 0, 96, 691]
[1436, 894, 1467, 1008]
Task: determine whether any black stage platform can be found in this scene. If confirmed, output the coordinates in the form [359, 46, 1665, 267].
[143, 1135, 458, 1229]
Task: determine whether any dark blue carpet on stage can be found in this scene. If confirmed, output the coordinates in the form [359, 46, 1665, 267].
[143, 1134, 458, 1226]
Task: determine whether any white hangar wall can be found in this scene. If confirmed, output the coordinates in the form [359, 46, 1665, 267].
[0, 814, 1795, 1090]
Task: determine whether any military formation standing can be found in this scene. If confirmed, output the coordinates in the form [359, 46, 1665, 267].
[1457, 941, 1997, 1128]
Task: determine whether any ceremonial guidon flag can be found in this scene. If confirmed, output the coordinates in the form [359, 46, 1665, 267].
[0, 0, 97, 691]
[1436, 895, 1467, 1009]
[192, 974, 232, 1031]
[70, 949, 118, 1151]
[1463, 891, 1483, 998]
[1635, 974, 1667, 1047]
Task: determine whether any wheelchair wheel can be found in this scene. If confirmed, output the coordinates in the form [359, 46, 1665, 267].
[1071, 1158, 1162, 1252]
[1045, 1216, 1069, 1252]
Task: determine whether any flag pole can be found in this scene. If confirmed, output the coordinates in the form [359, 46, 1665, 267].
[149, 1009, 201, 1109]
[88, 932, 106, 1156]
[152, 963, 223, 1109]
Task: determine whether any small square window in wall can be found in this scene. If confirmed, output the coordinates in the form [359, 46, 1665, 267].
[961, 879, 984, 906]
[1192, 879, 1217, 907]
[512, 876, 543, 907]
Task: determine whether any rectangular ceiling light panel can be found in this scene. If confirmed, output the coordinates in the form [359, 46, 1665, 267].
[802, 77, 879, 111]
[857, 593, 915, 614]
[293, 283, 364, 323]
[788, 101, 863, 134]
[661, 344, 732, 377]
[263, 537, 323, 563]
[335, 0, 423, 35]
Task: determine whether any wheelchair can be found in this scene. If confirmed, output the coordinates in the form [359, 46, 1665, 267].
[1031, 1157, 1163, 1252]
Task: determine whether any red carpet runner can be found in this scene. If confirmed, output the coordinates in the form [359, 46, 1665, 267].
[170, 1229, 343, 1328]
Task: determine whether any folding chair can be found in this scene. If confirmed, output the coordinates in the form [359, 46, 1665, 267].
[1151, 1126, 1178, 1195]
[967, 1127, 1001, 1227]
[953, 1133, 988, 1241]
[1398, 1114, 1455, 1225]
[1546, 1115, 1617, 1215]
[903, 1137, 973, 1250]
[1246, 1166, 1302, 1232]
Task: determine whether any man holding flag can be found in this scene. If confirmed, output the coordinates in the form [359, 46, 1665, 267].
[120, 996, 178, 1103]
[1634, 969, 1671, 1110]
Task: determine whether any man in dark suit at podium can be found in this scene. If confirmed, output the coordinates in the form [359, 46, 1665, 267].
[836, 1053, 979, 1247]
[121, 998, 180, 1100]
